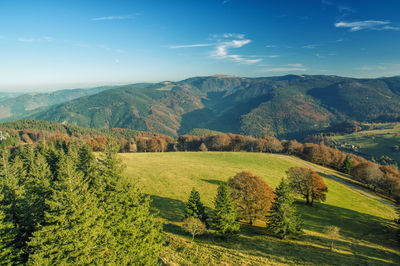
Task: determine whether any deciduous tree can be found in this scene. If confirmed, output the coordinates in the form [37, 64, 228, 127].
[287, 167, 328, 206]
[228, 171, 275, 224]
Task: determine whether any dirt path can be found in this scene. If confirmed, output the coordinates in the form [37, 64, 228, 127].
[276, 154, 395, 208]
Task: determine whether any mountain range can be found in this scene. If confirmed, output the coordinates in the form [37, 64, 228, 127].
[0, 86, 116, 121]
[4, 75, 400, 139]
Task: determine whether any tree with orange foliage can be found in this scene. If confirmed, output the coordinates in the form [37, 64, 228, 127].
[287, 167, 328, 206]
[228, 171, 275, 224]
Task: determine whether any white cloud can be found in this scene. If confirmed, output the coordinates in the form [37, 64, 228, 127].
[334, 20, 399, 31]
[210, 39, 261, 64]
[267, 55, 279, 58]
[17, 37, 54, 43]
[265, 45, 277, 48]
[287, 64, 303, 67]
[170, 33, 261, 64]
[169, 43, 214, 49]
[210, 33, 245, 40]
[98, 44, 124, 53]
[302, 44, 319, 49]
[92, 14, 139, 21]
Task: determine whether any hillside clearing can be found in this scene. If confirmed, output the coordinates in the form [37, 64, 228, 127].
[120, 152, 400, 265]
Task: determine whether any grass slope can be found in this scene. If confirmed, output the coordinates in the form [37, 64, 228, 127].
[329, 122, 400, 165]
[121, 152, 399, 265]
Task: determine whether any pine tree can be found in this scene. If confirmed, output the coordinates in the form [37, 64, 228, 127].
[0, 194, 18, 264]
[267, 179, 303, 239]
[0, 149, 26, 263]
[77, 144, 97, 184]
[185, 188, 206, 222]
[28, 152, 104, 264]
[342, 156, 353, 175]
[212, 184, 240, 237]
[95, 140, 164, 264]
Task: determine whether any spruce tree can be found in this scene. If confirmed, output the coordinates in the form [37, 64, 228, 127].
[95, 140, 164, 264]
[28, 152, 104, 264]
[0, 194, 18, 264]
[342, 156, 353, 175]
[212, 183, 240, 237]
[185, 188, 206, 222]
[267, 179, 303, 239]
[0, 149, 26, 263]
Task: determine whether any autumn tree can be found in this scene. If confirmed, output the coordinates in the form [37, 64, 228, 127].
[212, 184, 240, 237]
[185, 188, 207, 222]
[267, 179, 303, 239]
[228, 171, 275, 224]
[287, 167, 328, 206]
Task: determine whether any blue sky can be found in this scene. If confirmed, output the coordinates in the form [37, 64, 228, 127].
[0, 0, 399, 91]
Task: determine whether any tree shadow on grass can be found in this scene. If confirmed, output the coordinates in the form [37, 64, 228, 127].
[149, 195, 186, 222]
[295, 202, 398, 249]
[150, 194, 400, 265]
[201, 179, 225, 186]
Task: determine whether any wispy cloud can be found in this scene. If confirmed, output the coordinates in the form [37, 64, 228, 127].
[169, 33, 261, 64]
[98, 44, 124, 53]
[169, 43, 214, 49]
[210, 39, 261, 64]
[302, 44, 319, 49]
[92, 14, 139, 21]
[267, 55, 279, 58]
[335, 20, 399, 31]
[17, 36, 54, 43]
[210, 33, 245, 40]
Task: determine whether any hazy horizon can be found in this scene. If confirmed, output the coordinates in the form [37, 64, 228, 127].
[1, 0, 399, 91]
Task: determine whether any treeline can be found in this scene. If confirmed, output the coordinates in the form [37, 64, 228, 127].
[1, 120, 399, 201]
[0, 140, 163, 264]
[176, 134, 400, 200]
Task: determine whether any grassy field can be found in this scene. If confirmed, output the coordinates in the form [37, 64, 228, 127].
[329, 122, 400, 165]
[120, 152, 400, 265]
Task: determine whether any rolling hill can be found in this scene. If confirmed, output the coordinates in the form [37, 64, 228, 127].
[120, 152, 399, 265]
[0, 86, 116, 122]
[30, 75, 400, 138]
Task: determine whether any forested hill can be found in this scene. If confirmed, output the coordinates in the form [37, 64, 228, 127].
[30, 75, 400, 138]
[0, 86, 116, 122]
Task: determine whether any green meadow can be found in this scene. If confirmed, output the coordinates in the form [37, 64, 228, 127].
[120, 152, 400, 265]
[329, 122, 400, 165]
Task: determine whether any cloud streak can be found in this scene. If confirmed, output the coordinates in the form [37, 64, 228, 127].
[92, 14, 139, 21]
[170, 34, 262, 64]
[335, 20, 400, 31]
[169, 43, 214, 49]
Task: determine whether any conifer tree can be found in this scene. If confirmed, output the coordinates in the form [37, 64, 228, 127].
[342, 156, 353, 175]
[77, 144, 97, 185]
[28, 152, 104, 264]
[0, 149, 26, 263]
[95, 140, 164, 264]
[185, 188, 206, 222]
[0, 194, 18, 264]
[267, 179, 303, 239]
[212, 183, 240, 237]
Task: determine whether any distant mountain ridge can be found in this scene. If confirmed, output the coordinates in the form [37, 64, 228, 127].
[29, 75, 400, 138]
[0, 86, 117, 121]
